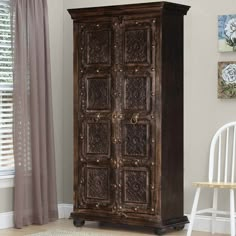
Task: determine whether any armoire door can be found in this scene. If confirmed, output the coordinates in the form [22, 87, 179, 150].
[116, 16, 160, 216]
[75, 20, 118, 213]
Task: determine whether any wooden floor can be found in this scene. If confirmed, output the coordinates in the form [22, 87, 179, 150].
[0, 219, 227, 236]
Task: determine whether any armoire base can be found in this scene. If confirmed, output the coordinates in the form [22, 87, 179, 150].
[71, 212, 189, 235]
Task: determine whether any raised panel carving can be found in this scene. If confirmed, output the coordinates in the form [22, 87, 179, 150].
[122, 123, 149, 157]
[124, 76, 150, 111]
[124, 29, 149, 64]
[86, 167, 109, 200]
[86, 122, 110, 155]
[86, 30, 111, 65]
[123, 169, 149, 204]
[86, 77, 111, 111]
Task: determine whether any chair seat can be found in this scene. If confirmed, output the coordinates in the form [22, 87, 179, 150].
[193, 182, 236, 189]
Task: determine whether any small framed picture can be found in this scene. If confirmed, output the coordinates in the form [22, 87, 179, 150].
[218, 15, 236, 52]
[218, 62, 236, 98]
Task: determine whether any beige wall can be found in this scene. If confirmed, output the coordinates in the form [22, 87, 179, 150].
[48, 0, 64, 204]
[62, 0, 236, 213]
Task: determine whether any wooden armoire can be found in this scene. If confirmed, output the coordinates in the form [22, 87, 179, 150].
[68, 2, 190, 235]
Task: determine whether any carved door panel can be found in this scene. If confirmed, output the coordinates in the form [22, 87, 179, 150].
[76, 21, 117, 212]
[117, 17, 158, 215]
[118, 120, 156, 215]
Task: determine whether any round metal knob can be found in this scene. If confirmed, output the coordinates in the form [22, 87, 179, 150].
[96, 159, 100, 163]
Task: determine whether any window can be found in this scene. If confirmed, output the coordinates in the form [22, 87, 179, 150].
[0, 0, 14, 177]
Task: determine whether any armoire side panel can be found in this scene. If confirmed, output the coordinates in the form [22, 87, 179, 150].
[161, 14, 185, 222]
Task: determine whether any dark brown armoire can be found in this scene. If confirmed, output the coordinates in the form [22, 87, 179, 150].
[68, 2, 190, 235]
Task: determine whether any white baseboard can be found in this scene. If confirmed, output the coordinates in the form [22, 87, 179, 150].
[58, 203, 73, 219]
[0, 207, 233, 234]
[0, 204, 73, 230]
[0, 211, 14, 229]
[184, 214, 233, 234]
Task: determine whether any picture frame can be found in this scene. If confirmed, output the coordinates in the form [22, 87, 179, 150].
[218, 61, 236, 98]
[218, 15, 236, 52]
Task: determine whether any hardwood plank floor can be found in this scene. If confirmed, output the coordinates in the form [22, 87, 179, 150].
[0, 219, 227, 235]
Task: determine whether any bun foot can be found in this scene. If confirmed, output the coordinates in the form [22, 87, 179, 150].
[73, 219, 85, 227]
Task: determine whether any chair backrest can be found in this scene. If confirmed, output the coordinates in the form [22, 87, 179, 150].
[209, 121, 236, 183]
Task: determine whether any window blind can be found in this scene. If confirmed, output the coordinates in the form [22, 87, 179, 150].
[0, 0, 14, 176]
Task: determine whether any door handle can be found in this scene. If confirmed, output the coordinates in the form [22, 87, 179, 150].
[130, 113, 139, 124]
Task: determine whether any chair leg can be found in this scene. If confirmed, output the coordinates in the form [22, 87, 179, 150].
[212, 188, 218, 234]
[187, 187, 201, 236]
[230, 189, 235, 236]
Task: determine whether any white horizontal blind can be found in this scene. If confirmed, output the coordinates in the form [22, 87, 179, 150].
[0, 0, 14, 176]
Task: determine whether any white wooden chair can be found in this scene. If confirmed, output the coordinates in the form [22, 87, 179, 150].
[187, 122, 236, 236]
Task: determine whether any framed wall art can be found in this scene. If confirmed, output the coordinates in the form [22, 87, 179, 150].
[218, 15, 236, 52]
[218, 62, 236, 98]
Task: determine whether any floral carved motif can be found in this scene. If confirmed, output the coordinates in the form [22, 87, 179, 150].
[87, 78, 110, 110]
[124, 124, 147, 156]
[125, 77, 147, 110]
[87, 30, 111, 64]
[87, 123, 110, 154]
[124, 170, 147, 203]
[87, 167, 109, 200]
[225, 18, 236, 50]
[125, 29, 148, 63]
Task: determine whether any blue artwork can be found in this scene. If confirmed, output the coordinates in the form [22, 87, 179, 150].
[218, 15, 236, 52]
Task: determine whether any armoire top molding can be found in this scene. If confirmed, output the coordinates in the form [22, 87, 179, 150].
[68, 1, 190, 20]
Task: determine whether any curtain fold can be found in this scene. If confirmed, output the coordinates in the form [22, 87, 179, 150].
[12, 0, 58, 228]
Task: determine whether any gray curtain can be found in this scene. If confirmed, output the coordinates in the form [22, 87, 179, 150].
[12, 0, 58, 228]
